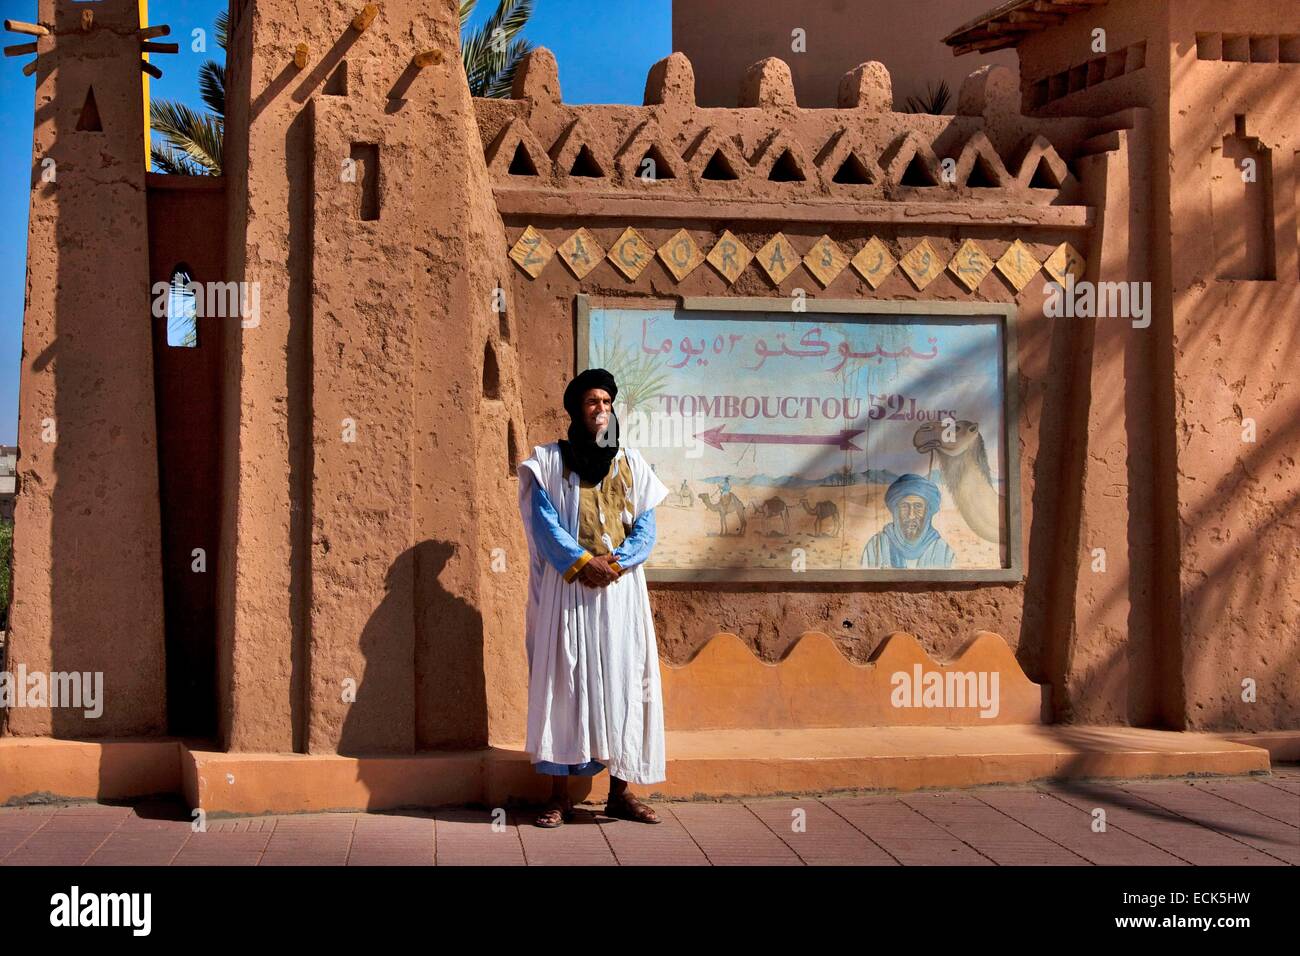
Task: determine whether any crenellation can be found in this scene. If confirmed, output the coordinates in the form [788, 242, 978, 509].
[477, 51, 1097, 207]
[643, 51, 695, 108]
[837, 61, 893, 111]
[737, 56, 798, 109]
[509, 43, 560, 106]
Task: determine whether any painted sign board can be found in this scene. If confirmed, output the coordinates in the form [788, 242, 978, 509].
[577, 296, 1022, 582]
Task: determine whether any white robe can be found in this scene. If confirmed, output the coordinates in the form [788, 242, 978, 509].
[517, 443, 670, 784]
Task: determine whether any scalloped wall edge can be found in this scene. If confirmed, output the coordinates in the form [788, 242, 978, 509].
[660, 630, 1049, 730]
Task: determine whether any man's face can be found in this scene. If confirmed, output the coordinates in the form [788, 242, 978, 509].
[895, 495, 928, 541]
[582, 388, 613, 439]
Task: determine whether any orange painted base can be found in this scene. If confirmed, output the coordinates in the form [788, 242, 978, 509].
[1221, 730, 1300, 763]
[1, 727, 1279, 815]
[0, 737, 181, 803]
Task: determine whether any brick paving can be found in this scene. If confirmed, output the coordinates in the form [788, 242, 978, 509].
[0, 770, 1294, 866]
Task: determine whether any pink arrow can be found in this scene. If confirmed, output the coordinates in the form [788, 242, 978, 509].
[696, 424, 864, 452]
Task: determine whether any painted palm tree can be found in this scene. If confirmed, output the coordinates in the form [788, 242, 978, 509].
[593, 338, 670, 419]
[150, 2, 535, 175]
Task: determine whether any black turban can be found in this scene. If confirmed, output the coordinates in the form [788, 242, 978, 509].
[562, 368, 618, 418]
[559, 368, 619, 485]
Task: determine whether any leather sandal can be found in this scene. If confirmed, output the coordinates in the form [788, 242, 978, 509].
[535, 798, 574, 828]
[604, 792, 660, 824]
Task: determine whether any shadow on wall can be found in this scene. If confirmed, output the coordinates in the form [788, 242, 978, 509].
[339, 539, 487, 757]
[1048, 59, 1300, 735]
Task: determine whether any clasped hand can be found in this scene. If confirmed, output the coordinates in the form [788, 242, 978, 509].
[577, 554, 619, 588]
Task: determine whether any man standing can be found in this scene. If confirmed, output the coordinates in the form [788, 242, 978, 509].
[861, 473, 955, 569]
[517, 369, 669, 827]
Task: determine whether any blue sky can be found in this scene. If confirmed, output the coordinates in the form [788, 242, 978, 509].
[0, 0, 670, 444]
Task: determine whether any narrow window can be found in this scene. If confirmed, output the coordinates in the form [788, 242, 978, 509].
[350, 143, 380, 221]
[166, 266, 198, 348]
[483, 340, 500, 399]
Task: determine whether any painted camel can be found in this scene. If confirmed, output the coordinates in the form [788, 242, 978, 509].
[699, 491, 747, 536]
[912, 420, 1001, 542]
[750, 496, 792, 535]
[799, 498, 842, 537]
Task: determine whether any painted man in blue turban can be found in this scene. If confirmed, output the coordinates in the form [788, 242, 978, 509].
[861, 474, 955, 570]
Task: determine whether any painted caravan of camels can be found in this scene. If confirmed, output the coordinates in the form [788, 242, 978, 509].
[661, 418, 1002, 571]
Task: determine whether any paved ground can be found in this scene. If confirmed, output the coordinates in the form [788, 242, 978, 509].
[1, 770, 1295, 866]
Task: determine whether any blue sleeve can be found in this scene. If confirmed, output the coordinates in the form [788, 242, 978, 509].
[611, 508, 656, 572]
[529, 480, 589, 576]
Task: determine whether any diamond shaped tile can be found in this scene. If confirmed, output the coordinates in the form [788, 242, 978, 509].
[508, 225, 553, 279]
[803, 235, 849, 288]
[851, 237, 896, 289]
[706, 230, 753, 284]
[1044, 242, 1086, 286]
[948, 239, 994, 293]
[657, 229, 705, 282]
[899, 238, 944, 291]
[557, 228, 605, 280]
[995, 239, 1042, 292]
[607, 227, 654, 280]
[756, 233, 800, 285]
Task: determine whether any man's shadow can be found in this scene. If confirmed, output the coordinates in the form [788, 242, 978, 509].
[340, 540, 487, 762]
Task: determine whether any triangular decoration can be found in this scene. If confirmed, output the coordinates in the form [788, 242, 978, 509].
[549, 117, 611, 180]
[1015, 135, 1075, 190]
[701, 150, 739, 180]
[684, 127, 748, 182]
[881, 130, 944, 188]
[76, 86, 103, 132]
[484, 118, 552, 178]
[815, 128, 883, 188]
[750, 129, 812, 183]
[953, 131, 1011, 189]
[616, 120, 685, 182]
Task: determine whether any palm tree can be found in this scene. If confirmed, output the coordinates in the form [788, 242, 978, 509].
[902, 79, 952, 115]
[151, 12, 226, 175]
[150, 2, 535, 176]
[461, 0, 535, 98]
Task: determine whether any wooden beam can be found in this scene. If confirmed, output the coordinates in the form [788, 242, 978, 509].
[139, 25, 171, 40]
[293, 43, 309, 69]
[140, 42, 178, 54]
[4, 20, 48, 37]
[412, 49, 443, 68]
[954, 37, 1018, 55]
[4, 42, 37, 57]
[1032, 0, 1100, 11]
[987, 22, 1037, 34]
[1008, 11, 1066, 25]
[141, 60, 162, 79]
[21, 56, 37, 75]
[351, 4, 379, 32]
